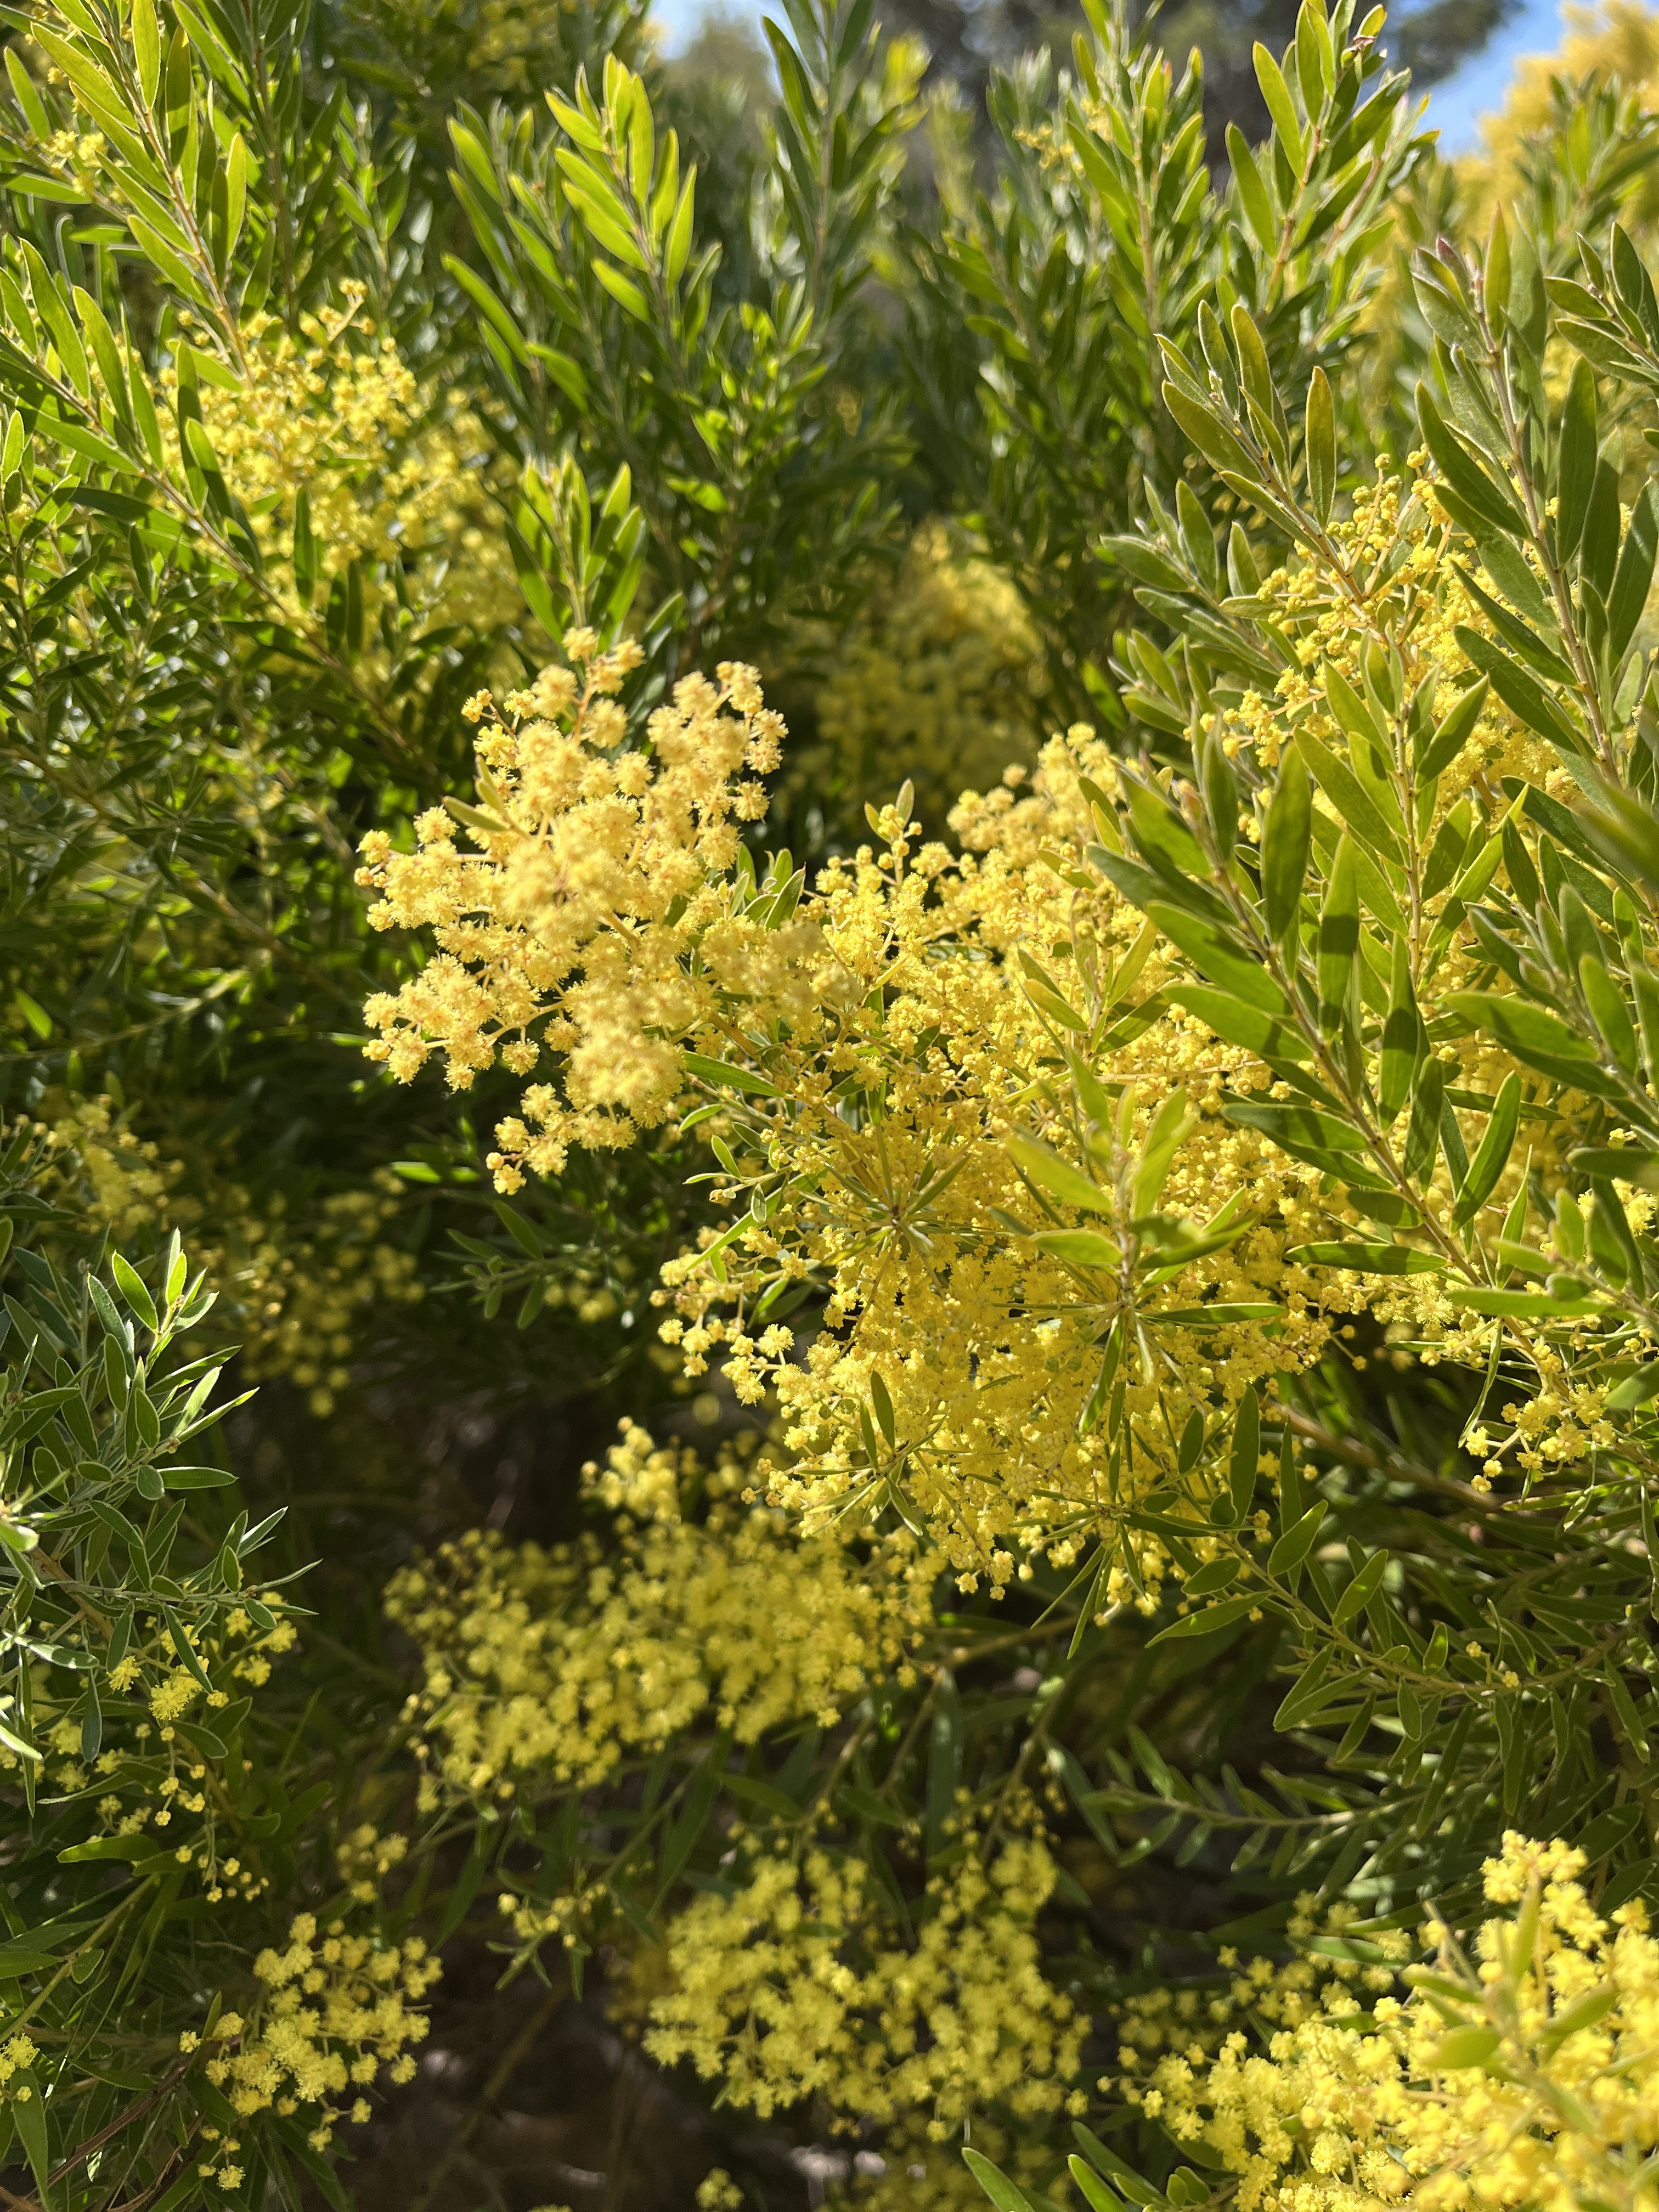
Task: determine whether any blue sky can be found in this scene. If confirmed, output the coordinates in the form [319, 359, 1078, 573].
[650, 0, 1571, 155]
[1427, 0, 1567, 150]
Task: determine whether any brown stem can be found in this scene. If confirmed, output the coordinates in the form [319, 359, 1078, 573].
[406, 1980, 566, 2212]
[44, 2060, 190, 2188]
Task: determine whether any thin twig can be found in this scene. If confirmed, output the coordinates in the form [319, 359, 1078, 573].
[407, 1980, 566, 2212]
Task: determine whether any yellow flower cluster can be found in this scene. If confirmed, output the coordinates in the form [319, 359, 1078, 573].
[1463, 0, 1659, 204]
[215, 1176, 425, 1417]
[204, 1913, 437, 2151]
[0, 2032, 39, 2104]
[359, 640, 803, 1176]
[652, 741, 1355, 1593]
[1225, 463, 1539, 793]
[798, 521, 1048, 827]
[385, 1422, 939, 1802]
[646, 1835, 1084, 2129]
[39, 1095, 183, 1240]
[364, 656, 1370, 1594]
[37, 1103, 422, 1416]
[1116, 1892, 1413, 2079]
[176, 301, 499, 603]
[1125, 1832, 1659, 2212]
[33, 1605, 298, 1904]
[336, 1821, 410, 1906]
[1194, 458, 1659, 1475]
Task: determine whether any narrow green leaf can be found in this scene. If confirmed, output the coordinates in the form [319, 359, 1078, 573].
[1229, 1387, 1259, 1520]
[1556, 356, 1598, 558]
[1253, 42, 1306, 173]
[1263, 742, 1311, 940]
[1164, 985, 1313, 1062]
[1380, 934, 1421, 1120]
[870, 1370, 896, 1448]
[1227, 123, 1278, 251]
[962, 2149, 1037, 2212]
[1318, 836, 1359, 1035]
[681, 1052, 777, 1096]
[111, 1254, 159, 1333]
[1453, 1071, 1520, 1226]
[1332, 1549, 1389, 1625]
[1610, 484, 1659, 659]
[1267, 1499, 1327, 1575]
[1296, 726, 1403, 862]
[1304, 370, 1334, 523]
[1150, 1593, 1258, 1642]
[1008, 1132, 1111, 1215]
[1581, 955, 1639, 1069]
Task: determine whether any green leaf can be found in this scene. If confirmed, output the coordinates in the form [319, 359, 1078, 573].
[1456, 629, 1582, 757]
[436, 1831, 492, 1944]
[0, 1942, 60, 1977]
[1453, 1071, 1520, 1226]
[10, 172, 89, 203]
[1164, 984, 1313, 1062]
[10, 2074, 48, 2203]
[962, 2149, 1037, 2212]
[1581, 956, 1639, 1070]
[1186, 1557, 1238, 1595]
[1323, 665, 1387, 753]
[1286, 1242, 1443, 1275]
[127, 216, 212, 308]
[111, 1254, 159, 1333]
[1224, 1100, 1368, 1156]
[1252, 42, 1305, 173]
[163, 1609, 213, 1690]
[1274, 1645, 1339, 1728]
[1380, 933, 1422, 1120]
[1304, 368, 1334, 525]
[1229, 1386, 1259, 1520]
[1435, 2027, 1502, 2070]
[1149, 1592, 1258, 1642]
[1267, 1500, 1327, 1574]
[1444, 1285, 1604, 1317]
[1148, 905, 1288, 1014]
[1318, 835, 1359, 1035]
[58, 1833, 166, 1864]
[1296, 726, 1403, 862]
[1148, 1302, 1282, 1324]
[159, 1464, 235, 1489]
[869, 1370, 896, 1448]
[442, 256, 531, 362]
[1332, 1548, 1389, 1625]
[721, 1771, 802, 1819]
[1418, 383, 1526, 536]
[1071, 2125, 1161, 2204]
[591, 258, 650, 320]
[1610, 484, 1659, 659]
[1008, 1132, 1111, 1215]
[681, 1052, 778, 1097]
[1606, 1669, 1649, 1758]
[1556, 357, 1598, 558]
[1163, 384, 1255, 478]
[5, 48, 50, 138]
[1068, 2157, 1125, 2212]
[664, 171, 697, 287]
[133, 0, 160, 101]
[1451, 991, 1628, 1092]
[1032, 1228, 1122, 1269]
[1572, 1147, 1659, 1188]
[1227, 123, 1278, 252]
